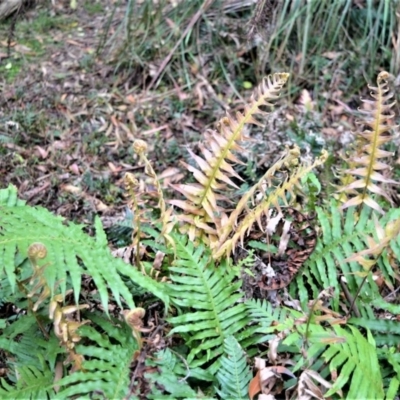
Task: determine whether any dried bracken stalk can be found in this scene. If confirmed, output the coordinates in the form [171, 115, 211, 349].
[170, 73, 290, 244]
[338, 71, 398, 214]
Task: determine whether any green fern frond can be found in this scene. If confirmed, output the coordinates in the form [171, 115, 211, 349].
[0, 355, 55, 400]
[386, 353, 400, 399]
[57, 314, 138, 399]
[167, 235, 251, 372]
[0, 315, 61, 397]
[322, 326, 384, 398]
[215, 336, 252, 400]
[245, 299, 297, 333]
[0, 184, 26, 207]
[296, 200, 397, 312]
[349, 317, 400, 346]
[385, 378, 400, 400]
[0, 185, 168, 311]
[338, 71, 397, 214]
[0, 315, 63, 370]
[145, 348, 211, 399]
[170, 73, 290, 244]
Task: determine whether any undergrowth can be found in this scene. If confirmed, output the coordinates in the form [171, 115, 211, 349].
[0, 70, 400, 399]
[102, 0, 399, 99]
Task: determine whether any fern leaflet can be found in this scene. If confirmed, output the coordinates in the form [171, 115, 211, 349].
[0, 355, 55, 399]
[57, 314, 138, 398]
[322, 326, 384, 398]
[215, 336, 252, 400]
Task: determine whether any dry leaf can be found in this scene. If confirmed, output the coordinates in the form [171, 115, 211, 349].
[61, 184, 82, 194]
[250, 358, 296, 399]
[298, 89, 314, 112]
[278, 219, 291, 256]
[249, 370, 262, 400]
[322, 51, 341, 60]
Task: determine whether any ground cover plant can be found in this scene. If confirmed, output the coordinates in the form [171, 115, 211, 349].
[1, 1, 400, 399]
[1, 69, 400, 399]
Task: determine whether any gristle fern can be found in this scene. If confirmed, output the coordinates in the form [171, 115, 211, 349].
[215, 336, 252, 400]
[1, 69, 399, 399]
[0, 185, 168, 310]
[297, 201, 400, 317]
[214, 148, 328, 259]
[338, 71, 397, 214]
[56, 314, 138, 399]
[167, 236, 257, 373]
[170, 73, 289, 244]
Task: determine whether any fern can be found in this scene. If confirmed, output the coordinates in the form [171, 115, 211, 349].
[215, 336, 252, 400]
[170, 73, 290, 244]
[280, 321, 389, 398]
[215, 149, 328, 259]
[167, 235, 254, 372]
[349, 317, 400, 346]
[338, 71, 397, 214]
[1, 69, 399, 399]
[0, 315, 61, 398]
[296, 200, 398, 313]
[243, 300, 389, 398]
[244, 299, 298, 345]
[0, 185, 168, 310]
[386, 352, 400, 399]
[145, 348, 213, 399]
[0, 315, 63, 370]
[56, 314, 138, 398]
[0, 355, 55, 399]
[322, 326, 384, 398]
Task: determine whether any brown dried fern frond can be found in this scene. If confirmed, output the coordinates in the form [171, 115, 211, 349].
[214, 145, 301, 251]
[338, 71, 398, 214]
[124, 140, 175, 257]
[213, 149, 328, 259]
[170, 73, 290, 244]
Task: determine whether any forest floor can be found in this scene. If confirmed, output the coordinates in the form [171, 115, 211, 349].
[1, 2, 400, 398]
[0, 0, 397, 232]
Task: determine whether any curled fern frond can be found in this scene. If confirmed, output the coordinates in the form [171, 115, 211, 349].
[338, 71, 397, 214]
[131, 140, 176, 251]
[170, 73, 290, 244]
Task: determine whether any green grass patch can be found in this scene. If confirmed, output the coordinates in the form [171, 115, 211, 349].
[83, 1, 103, 15]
